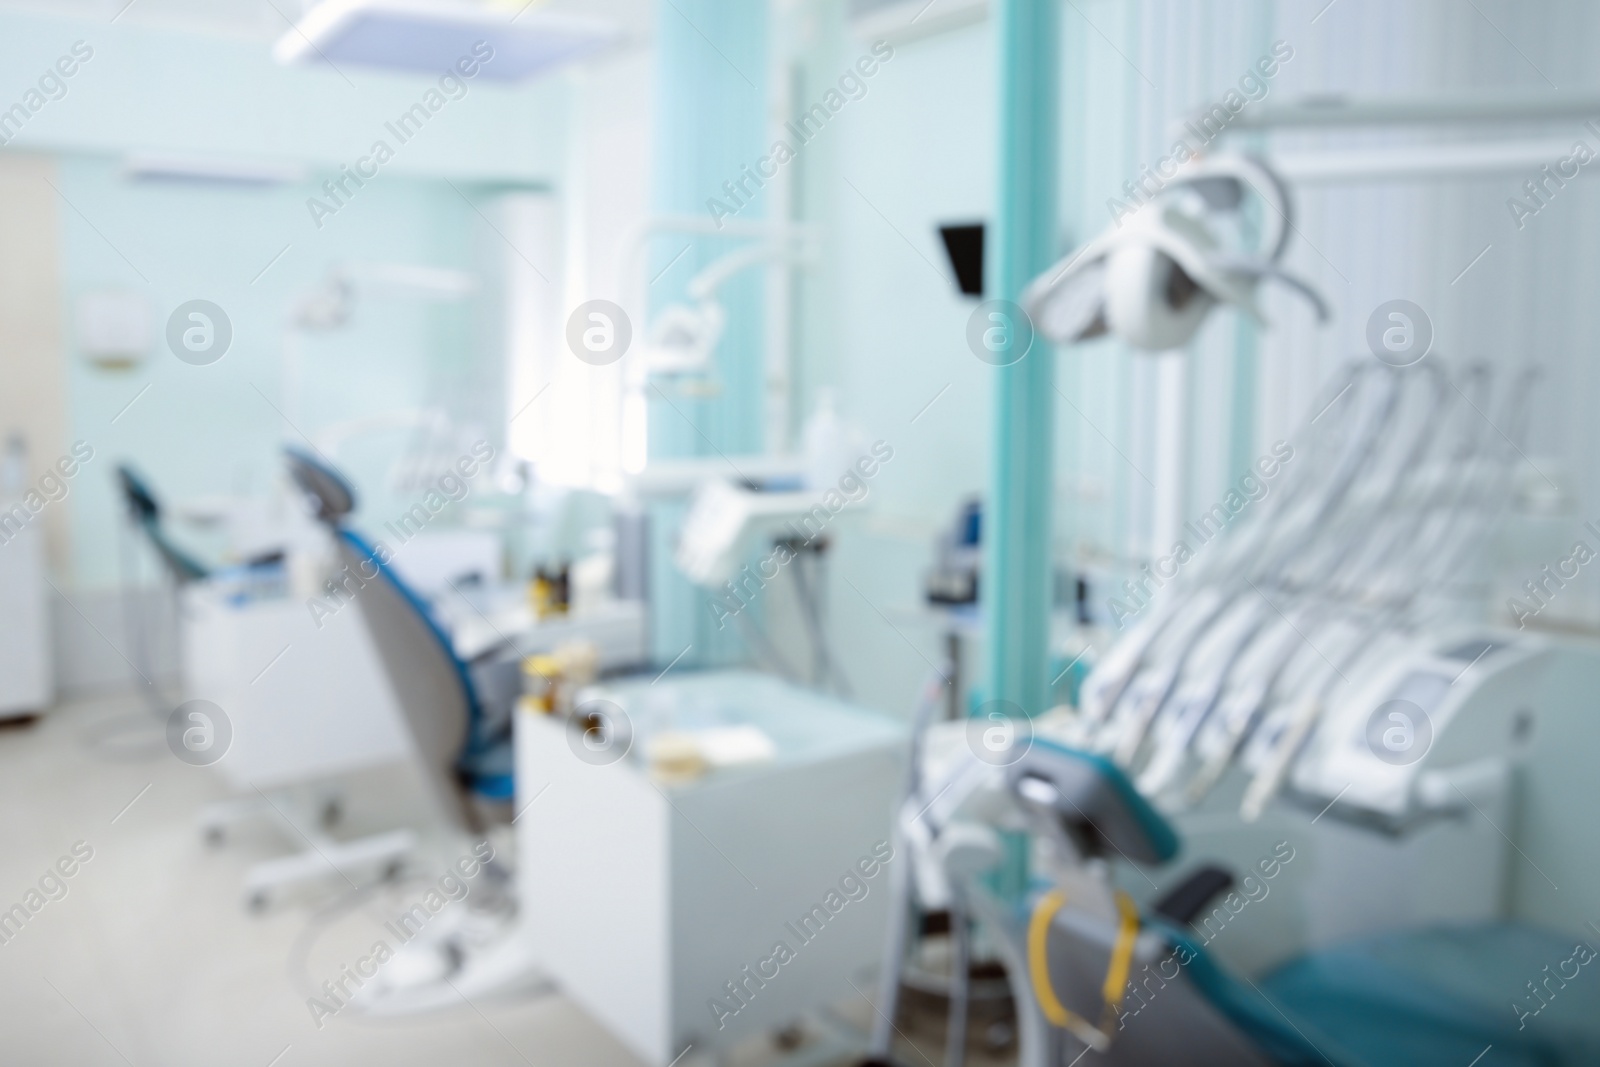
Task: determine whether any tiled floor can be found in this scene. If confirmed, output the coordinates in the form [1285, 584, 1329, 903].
[0, 690, 648, 1067]
[0, 689, 999, 1067]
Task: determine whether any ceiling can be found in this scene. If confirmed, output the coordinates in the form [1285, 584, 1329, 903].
[0, 0, 655, 44]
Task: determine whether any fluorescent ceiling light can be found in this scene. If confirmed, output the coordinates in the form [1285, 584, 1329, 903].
[122, 152, 307, 186]
[272, 0, 622, 81]
[849, 0, 987, 44]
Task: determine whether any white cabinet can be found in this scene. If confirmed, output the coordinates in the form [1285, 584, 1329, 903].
[181, 586, 412, 790]
[516, 671, 905, 1065]
[0, 518, 53, 718]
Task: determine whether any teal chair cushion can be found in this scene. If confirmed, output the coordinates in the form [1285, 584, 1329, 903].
[1145, 918, 1335, 1067]
[1260, 923, 1600, 1067]
[1141, 919, 1600, 1066]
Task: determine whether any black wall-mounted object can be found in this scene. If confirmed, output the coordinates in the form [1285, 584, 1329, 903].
[1152, 865, 1236, 925]
[938, 222, 984, 297]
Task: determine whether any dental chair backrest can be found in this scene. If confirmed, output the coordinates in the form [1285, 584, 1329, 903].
[1007, 741, 1179, 864]
[1037, 916, 1278, 1065]
[283, 447, 480, 833]
[1007, 742, 1325, 1065]
[114, 465, 210, 584]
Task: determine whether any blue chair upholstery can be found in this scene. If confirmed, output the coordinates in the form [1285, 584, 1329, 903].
[284, 448, 513, 813]
[1260, 923, 1600, 1067]
[115, 465, 210, 583]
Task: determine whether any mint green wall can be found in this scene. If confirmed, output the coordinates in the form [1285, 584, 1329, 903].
[0, 10, 570, 590]
[788, 5, 1283, 715]
[57, 155, 499, 589]
[645, 0, 770, 665]
[0, 11, 566, 180]
[789, 18, 999, 714]
[813, 24, 996, 526]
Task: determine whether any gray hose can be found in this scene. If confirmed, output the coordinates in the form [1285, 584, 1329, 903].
[791, 549, 854, 697]
[867, 665, 954, 1060]
[730, 608, 802, 683]
[867, 814, 917, 1060]
[944, 899, 970, 1067]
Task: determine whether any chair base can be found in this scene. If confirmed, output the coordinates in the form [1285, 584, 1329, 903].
[199, 787, 418, 911]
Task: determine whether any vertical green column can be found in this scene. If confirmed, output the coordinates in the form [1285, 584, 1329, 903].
[647, 0, 768, 664]
[984, 0, 1059, 716]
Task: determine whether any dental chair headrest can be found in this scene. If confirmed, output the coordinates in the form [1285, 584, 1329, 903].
[1007, 741, 1180, 865]
[283, 446, 356, 525]
[115, 465, 161, 524]
[113, 463, 211, 583]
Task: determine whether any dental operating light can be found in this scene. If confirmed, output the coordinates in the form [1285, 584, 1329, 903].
[1023, 153, 1329, 352]
[636, 233, 816, 378]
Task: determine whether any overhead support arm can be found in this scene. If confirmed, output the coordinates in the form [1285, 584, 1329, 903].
[1211, 91, 1600, 132]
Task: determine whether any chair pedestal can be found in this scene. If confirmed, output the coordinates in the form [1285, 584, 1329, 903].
[198, 786, 417, 910]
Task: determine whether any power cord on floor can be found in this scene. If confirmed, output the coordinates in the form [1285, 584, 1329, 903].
[792, 547, 854, 698]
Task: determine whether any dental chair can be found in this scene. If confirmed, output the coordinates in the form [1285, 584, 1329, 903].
[97, 465, 213, 740]
[283, 446, 516, 825]
[115, 464, 211, 693]
[115, 464, 404, 906]
[115, 465, 212, 585]
[898, 737, 1600, 1067]
[282, 447, 543, 1010]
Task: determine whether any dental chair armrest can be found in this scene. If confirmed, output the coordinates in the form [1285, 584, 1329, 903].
[1151, 864, 1234, 926]
[1415, 757, 1509, 815]
[467, 637, 523, 668]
